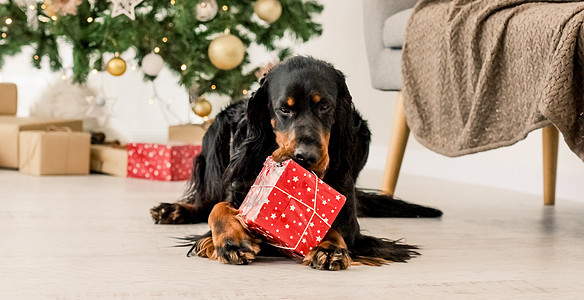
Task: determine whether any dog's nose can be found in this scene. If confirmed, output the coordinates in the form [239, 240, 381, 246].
[294, 147, 319, 166]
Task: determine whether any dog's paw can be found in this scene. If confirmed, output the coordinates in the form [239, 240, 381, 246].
[209, 202, 261, 265]
[150, 202, 191, 224]
[188, 236, 217, 259]
[215, 236, 261, 265]
[303, 244, 351, 271]
[302, 229, 351, 271]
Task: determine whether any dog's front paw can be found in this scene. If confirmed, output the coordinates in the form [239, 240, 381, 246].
[209, 202, 261, 265]
[150, 202, 192, 224]
[303, 244, 351, 271]
[302, 229, 351, 271]
[215, 236, 261, 265]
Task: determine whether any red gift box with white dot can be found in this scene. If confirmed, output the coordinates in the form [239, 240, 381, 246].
[238, 156, 346, 257]
[126, 143, 201, 181]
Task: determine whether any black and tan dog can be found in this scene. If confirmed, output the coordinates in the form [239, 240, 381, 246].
[151, 56, 442, 270]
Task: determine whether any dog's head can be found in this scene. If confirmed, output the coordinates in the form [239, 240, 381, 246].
[247, 56, 353, 177]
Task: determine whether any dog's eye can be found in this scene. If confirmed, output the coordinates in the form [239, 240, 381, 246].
[319, 104, 330, 112]
[279, 107, 292, 115]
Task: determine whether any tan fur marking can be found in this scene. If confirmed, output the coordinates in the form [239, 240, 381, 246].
[271, 118, 276, 128]
[311, 133, 330, 177]
[271, 130, 296, 162]
[313, 94, 322, 103]
[208, 202, 261, 264]
[286, 96, 295, 107]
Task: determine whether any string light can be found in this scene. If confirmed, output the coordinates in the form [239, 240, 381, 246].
[180, 64, 187, 71]
[87, 17, 93, 23]
[5, 18, 12, 25]
[91, 69, 98, 74]
[222, 5, 228, 11]
[1, 33, 6, 38]
[61, 74, 67, 81]
[154, 47, 160, 53]
[211, 84, 216, 90]
[162, 37, 168, 43]
[51, 15, 58, 21]
[170, 0, 175, 5]
[33, 55, 39, 60]
[242, 90, 248, 95]
[29, 5, 35, 10]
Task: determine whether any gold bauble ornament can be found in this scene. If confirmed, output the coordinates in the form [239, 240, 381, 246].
[192, 97, 213, 118]
[107, 54, 127, 76]
[254, 0, 282, 24]
[208, 33, 245, 70]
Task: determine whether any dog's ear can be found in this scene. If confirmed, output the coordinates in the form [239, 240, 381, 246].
[246, 76, 272, 138]
[223, 75, 276, 197]
[328, 69, 370, 176]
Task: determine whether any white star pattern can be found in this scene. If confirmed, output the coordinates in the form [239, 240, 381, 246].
[281, 213, 286, 218]
[322, 200, 327, 205]
[271, 213, 276, 219]
[290, 205, 295, 211]
[293, 176, 299, 182]
[307, 187, 311, 192]
[298, 222, 302, 226]
[302, 238, 307, 243]
[310, 222, 314, 227]
[285, 224, 289, 229]
[316, 236, 321, 242]
[324, 218, 328, 223]
[110, 0, 144, 20]
[336, 195, 341, 200]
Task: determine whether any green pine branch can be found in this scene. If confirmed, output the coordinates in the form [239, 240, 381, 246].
[0, 0, 323, 100]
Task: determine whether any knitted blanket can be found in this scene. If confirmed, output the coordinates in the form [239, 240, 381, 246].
[402, 0, 584, 161]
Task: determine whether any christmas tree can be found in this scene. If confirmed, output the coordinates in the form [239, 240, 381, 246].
[0, 0, 323, 101]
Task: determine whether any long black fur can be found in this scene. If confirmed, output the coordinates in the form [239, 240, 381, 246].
[152, 56, 442, 263]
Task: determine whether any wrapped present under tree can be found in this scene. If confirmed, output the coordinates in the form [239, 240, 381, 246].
[127, 143, 201, 181]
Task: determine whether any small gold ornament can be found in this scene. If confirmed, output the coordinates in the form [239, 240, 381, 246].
[192, 96, 212, 118]
[254, 0, 282, 24]
[107, 53, 126, 76]
[208, 32, 245, 70]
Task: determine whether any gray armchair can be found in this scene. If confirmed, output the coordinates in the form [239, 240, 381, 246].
[363, 0, 559, 205]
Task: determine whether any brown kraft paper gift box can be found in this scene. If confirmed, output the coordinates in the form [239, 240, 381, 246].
[168, 123, 209, 145]
[90, 145, 128, 177]
[0, 83, 17, 115]
[0, 116, 83, 168]
[18, 130, 90, 176]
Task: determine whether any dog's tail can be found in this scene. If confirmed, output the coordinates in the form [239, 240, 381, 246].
[356, 189, 442, 218]
[350, 234, 420, 265]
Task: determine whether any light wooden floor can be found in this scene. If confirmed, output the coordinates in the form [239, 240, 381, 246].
[1, 169, 583, 299]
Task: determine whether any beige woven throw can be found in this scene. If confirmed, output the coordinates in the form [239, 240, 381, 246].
[402, 0, 584, 161]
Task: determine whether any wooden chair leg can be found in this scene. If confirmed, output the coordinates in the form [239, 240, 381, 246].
[382, 91, 410, 195]
[542, 125, 559, 206]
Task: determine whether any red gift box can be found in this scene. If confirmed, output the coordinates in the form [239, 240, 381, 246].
[238, 156, 346, 257]
[127, 143, 201, 181]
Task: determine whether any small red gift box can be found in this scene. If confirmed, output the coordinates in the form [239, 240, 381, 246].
[127, 143, 201, 181]
[238, 156, 346, 257]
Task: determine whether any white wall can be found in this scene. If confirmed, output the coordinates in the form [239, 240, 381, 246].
[1, 0, 582, 202]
